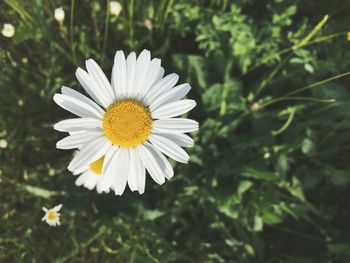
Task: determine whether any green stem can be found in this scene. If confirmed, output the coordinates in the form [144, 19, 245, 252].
[269, 225, 326, 243]
[261, 97, 335, 109]
[70, 0, 77, 65]
[319, 116, 350, 145]
[271, 107, 296, 136]
[260, 71, 350, 108]
[292, 15, 329, 50]
[127, 0, 135, 50]
[220, 60, 233, 116]
[101, 0, 110, 67]
[256, 53, 292, 96]
[250, 32, 346, 71]
[284, 71, 350, 97]
[163, 0, 174, 21]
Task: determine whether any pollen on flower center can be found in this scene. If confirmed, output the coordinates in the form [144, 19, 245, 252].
[89, 156, 104, 174]
[47, 211, 57, 221]
[102, 99, 152, 148]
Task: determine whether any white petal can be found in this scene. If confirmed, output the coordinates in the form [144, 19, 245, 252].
[136, 143, 167, 185]
[75, 171, 90, 186]
[145, 143, 174, 179]
[135, 150, 146, 194]
[151, 100, 196, 119]
[145, 73, 179, 105]
[148, 142, 173, 179]
[139, 58, 161, 97]
[85, 59, 115, 106]
[156, 67, 165, 83]
[68, 137, 111, 174]
[127, 149, 145, 192]
[96, 185, 109, 194]
[112, 148, 129, 196]
[149, 134, 189, 163]
[127, 149, 138, 192]
[126, 52, 137, 96]
[53, 94, 104, 118]
[54, 118, 102, 132]
[98, 146, 119, 192]
[154, 132, 194, 147]
[152, 118, 199, 133]
[84, 173, 98, 190]
[53, 204, 63, 212]
[61, 86, 105, 116]
[149, 83, 191, 111]
[133, 49, 151, 96]
[56, 131, 102, 149]
[76, 67, 108, 107]
[112, 51, 127, 98]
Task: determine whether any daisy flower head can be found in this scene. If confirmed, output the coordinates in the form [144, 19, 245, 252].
[54, 50, 199, 195]
[42, 204, 62, 226]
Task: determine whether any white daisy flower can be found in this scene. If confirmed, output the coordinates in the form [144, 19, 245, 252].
[54, 49, 198, 195]
[42, 204, 62, 226]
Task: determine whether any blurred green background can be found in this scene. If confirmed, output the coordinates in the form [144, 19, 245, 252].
[1, 0, 350, 262]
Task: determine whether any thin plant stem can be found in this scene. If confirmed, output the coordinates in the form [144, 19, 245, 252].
[101, 0, 110, 67]
[284, 71, 350, 97]
[260, 71, 350, 109]
[271, 107, 296, 136]
[250, 32, 346, 71]
[261, 97, 336, 109]
[70, 0, 77, 65]
[127, 0, 135, 50]
[256, 53, 293, 96]
[269, 225, 326, 243]
[319, 116, 350, 146]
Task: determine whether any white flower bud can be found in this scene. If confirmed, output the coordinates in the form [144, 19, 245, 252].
[54, 7, 65, 22]
[109, 1, 122, 17]
[0, 139, 8, 149]
[1, 24, 15, 38]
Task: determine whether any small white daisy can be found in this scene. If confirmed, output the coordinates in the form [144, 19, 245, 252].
[54, 49, 198, 195]
[42, 204, 62, 226]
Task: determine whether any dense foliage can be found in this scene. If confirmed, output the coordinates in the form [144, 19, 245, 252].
[1, 0, 350, 262]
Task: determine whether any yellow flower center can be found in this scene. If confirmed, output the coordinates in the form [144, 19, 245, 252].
[102, 99, 152, 148]
[89, 156, 104, 174]
[47, 211, 57, 221]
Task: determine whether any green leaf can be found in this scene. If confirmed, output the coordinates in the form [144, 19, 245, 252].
[23, 185, 61, 199]
[254, 216, 264, 231]
[242, 167, 279, 181]
[238, 180, 253, 194]
[301, 138, 316, 155]
[261, 209, 283, 224]
[143, 210, 165, 221]
[328, 243, 350, 254]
